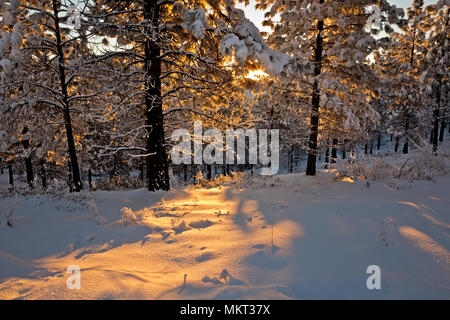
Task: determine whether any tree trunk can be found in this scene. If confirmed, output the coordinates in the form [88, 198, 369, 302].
[68, 161, 73, 193]
[395, 137, 399, 153]
[403, 116, 409, 154]
[365, 144, 368, 155]
[433, 109, 440, 153]
[88, 168, 92, 190]
[52, 0, 82, 192]
[305, 0, 324, 176]
[331, 139, 337, 163]
[144, 0, 170, 191]
[21, 127, 34, 188]
[432, 78, 441, 152]
[8, 163, 13, 186]
[41, 159, 47, 190]
[342, 147, 346, 160]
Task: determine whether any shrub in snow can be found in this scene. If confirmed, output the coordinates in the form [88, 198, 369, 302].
[191, 171, 249, 189]
[96, 175, 144, 191]
[395, 145, 449, 181]
[120, 207, 140, 226]
[1, 195, 19, 228]
[334, 145, 449, 183]
[334, 156, 392, 182]
[47, 179, 70, 197]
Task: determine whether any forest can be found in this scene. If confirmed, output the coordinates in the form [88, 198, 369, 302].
[0, 0, 447, 193]
[0, 0, 449, 301]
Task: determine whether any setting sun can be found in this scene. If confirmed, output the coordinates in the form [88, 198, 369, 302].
[246, 69, 269, 80]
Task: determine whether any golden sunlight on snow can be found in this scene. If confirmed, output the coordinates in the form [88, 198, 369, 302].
[0, 186, 304, 299]
[398, 226, 450, 272]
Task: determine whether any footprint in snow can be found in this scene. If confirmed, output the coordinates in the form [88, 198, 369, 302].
[172, 221, 191, 234]
[189, 219, 214, 229]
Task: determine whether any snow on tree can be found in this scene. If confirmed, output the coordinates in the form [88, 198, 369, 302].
[84, 0, 290, 191]
[255, 0, 403, 175]
[376, 0, 432, 154]
[420, 1, 449, 151]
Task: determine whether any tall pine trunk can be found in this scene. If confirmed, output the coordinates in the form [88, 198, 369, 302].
[433, 109, 440, 152]
[306, 3, 324, 176]
[403, 115, 409, 154]
[52, 0, 82, 192]
[21, 127, 33, 188]
[432, 78, 441, 152]
[88, 168, 93, 190]
[8, 163, 13, 186]
[144, 0, 170, 191]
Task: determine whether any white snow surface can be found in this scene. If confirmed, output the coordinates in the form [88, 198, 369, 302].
[0, 160, 449, 299]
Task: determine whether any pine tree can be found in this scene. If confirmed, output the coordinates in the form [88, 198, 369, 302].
[420, 2, 449, 152]
[257, 0, 402, 175]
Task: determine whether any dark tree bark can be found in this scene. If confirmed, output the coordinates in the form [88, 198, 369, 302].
[432, 78, 442, 152]
[403, 116, 409, 154]
[365, 144, 368, 155]
[305, 0, 324, 176]
[68, 161, 73, 193]
[324, 144, 330, 169]
[8, 163, 13, 186]
[395, 137, 399, 153]
[331, 139, 338, 163]
[342, 147, 346, 160]
[52, 0, 82, 192]
[144, 0, 170, 191]
[21, 127, 33, 187]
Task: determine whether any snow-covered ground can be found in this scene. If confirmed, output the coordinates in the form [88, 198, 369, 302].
[0, 147, 449, 299]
